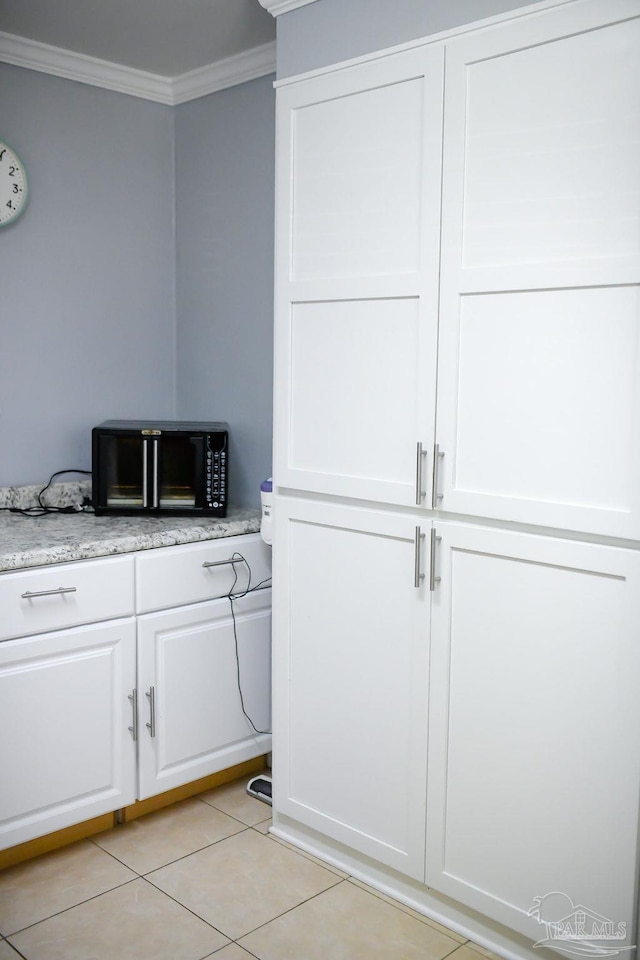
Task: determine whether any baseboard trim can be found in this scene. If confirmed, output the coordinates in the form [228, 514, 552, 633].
[0, 755, 267, 870]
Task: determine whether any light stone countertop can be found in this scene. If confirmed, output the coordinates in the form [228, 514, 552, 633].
[0, 507, 261, 573]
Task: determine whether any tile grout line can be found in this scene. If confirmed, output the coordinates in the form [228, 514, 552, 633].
[230, 875, 351, 946]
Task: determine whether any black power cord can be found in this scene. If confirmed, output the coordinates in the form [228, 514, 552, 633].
[0, 469, 92, 517]
[226, 551, 272, 736]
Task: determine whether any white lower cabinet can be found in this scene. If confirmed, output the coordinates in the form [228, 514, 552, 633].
[273, 498, 431, 880]
[137, 590, 272, 800]
[427, 521, 640, 947]
[0, 618, 137, 849]
[273, 501, 640, 949]
[0, 534, 272, 851]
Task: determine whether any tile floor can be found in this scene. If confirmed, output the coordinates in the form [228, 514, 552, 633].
[0, 775, 498, 960]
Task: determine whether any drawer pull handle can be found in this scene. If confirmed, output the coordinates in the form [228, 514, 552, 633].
[21, 586, 78, 599]
[202, 557, 242, 569]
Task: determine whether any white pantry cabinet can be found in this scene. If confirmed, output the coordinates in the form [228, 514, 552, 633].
[274, 0, 640, 540]
[273, 504, 640, 942]
[427, 521, 640, 945]
[271, 0, 640, 955]
[272, 497, 430, 880]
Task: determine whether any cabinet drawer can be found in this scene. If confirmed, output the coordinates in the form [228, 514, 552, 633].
[0, 556, 135, 642]
[135, 534, 272, 613]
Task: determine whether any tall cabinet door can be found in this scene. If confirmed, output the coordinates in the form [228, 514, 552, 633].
[272, 498, 431, 880]
[427, 521, 640, 948]
[274, 46, 444, 507]
[435, 0, 640, 538]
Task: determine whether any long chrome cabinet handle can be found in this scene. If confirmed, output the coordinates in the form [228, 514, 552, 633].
[432, 444, 445, 508]
[202, 557, 242, 569]
[145, 686, 156, 738]
[430, 527, 442, 591]
[128, 689, 138, 741]
[21, 586, 77, 599]
[414, 526, 425, 588]
[415, 442, 428, 505]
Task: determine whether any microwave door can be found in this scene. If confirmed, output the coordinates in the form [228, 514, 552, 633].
[101, 434, 146, 509]
[157, 434, 201, 508]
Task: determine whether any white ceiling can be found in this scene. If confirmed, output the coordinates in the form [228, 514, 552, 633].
[0, 0, 277, 78]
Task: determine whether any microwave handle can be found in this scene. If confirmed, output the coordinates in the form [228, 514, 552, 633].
[142, 438, 148, 508]
[191, 435, 206, 508]
[152, 438, 159, 508]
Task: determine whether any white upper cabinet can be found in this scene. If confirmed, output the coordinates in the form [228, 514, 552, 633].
[435, 0, 640, 538]
[274, 47, 444, 506]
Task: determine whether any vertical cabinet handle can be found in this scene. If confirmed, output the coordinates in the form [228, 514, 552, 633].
[145, 686, 156, 738]
[128, 689, 138, 741]
[414, 526, 425, 588]
[432, 444, 445, 508]
[415, 442, 428, 505]
[430, 527, 442, 591]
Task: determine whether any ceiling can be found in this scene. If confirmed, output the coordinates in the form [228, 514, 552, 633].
[0, 0, 277, 78]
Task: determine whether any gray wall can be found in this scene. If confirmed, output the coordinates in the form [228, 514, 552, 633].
[0, 63, 275, 508]
[0, 63, 176, 486]
[276, 0, 547, 78]
[175, 76, 275, 509]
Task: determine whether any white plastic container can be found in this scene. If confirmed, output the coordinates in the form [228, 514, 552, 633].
[260, 477, 273, 546]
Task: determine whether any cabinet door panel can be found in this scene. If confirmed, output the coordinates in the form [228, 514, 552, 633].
[272, 498, 430, 880]
[275, 46, 443, 504]
[291, 75, 424, 282]
[447, 286, 639, 518]
[436, 2, 640, 537]
[427, 522, 640, 947]
[137, 592, 271, 800]
[288, 298, 423, 501]
[0, 619, 136, 849]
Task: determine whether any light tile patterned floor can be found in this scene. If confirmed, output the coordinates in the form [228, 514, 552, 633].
[0, 775, 498, 960]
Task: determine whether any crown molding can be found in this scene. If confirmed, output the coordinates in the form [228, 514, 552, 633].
[0, 31, 276, 105]
[0, 31, 173, 103]
[257, 0, 320, 15]
[172, 41, 276, 105]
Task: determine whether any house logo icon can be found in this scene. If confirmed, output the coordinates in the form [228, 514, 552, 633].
[528, 892, 636, 957]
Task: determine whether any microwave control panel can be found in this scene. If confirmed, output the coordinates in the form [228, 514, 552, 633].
[206, 447, 227, 510]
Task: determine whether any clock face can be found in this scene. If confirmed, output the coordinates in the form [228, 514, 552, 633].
[0, 140, 28, 227]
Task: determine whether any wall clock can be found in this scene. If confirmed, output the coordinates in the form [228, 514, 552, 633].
[0, 140, 29, 227]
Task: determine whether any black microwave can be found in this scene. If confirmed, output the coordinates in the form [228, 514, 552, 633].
[92, 420, 228, 517]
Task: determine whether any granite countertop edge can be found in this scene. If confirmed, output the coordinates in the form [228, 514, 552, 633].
[0, 507, 262, 573]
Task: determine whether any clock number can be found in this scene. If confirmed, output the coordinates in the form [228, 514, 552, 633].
[12, 183, 20, 194]
[9, 165, 17, 177]
[7, 199, 14, 210]
[0, 149, 5, 161]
